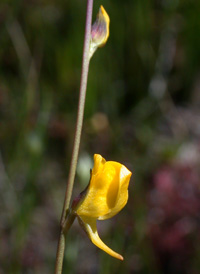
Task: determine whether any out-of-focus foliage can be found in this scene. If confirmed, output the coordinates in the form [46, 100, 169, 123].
[0, 0, 200, 273]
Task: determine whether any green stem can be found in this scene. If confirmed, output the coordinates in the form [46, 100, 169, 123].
[54, 232, 65, 274]
[61, 0, 93, 225]
[54, 1, 93, 273]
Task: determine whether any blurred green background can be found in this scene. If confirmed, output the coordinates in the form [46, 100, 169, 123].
[0, 0, 200, 273]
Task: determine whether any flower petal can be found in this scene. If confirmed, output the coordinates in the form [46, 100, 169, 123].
[92, 154, 106, 175]
[76, 155, 132, 219]
[99, 165, 132, 220]
[78, 216, 123, 260]
[76, 159, 118, 218]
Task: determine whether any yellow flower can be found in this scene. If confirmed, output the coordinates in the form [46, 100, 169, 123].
[89, 6, 110, 58]
[72, 154, 132, 260]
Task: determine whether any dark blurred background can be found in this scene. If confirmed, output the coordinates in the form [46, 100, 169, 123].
[0, 0, 200, 273]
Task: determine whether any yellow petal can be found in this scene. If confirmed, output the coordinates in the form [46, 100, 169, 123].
[92, 154, 106, 175]
[99, 165, 132, 220]
[76, 154, 132, 219]
[78, 216, 123, 260]
[76, 160, 118, 218]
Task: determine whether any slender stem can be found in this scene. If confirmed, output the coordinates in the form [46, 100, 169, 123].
[54, 212, 76, 274]
[54, 231, 65, 274]
[61, 0, 93, 225]
[54, 1, 93, 273]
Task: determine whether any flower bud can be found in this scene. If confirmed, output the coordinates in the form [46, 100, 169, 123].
[89, 6, 110, 58]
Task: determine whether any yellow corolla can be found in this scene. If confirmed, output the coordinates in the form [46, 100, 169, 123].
[72, 154, 132, 260]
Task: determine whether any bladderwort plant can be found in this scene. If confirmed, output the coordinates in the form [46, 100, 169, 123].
[54, 2, 132, 273]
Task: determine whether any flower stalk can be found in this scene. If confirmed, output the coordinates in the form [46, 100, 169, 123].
[54, 1, 93, 273]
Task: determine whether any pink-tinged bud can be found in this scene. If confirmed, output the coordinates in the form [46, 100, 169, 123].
[89, 6, 110, 58]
